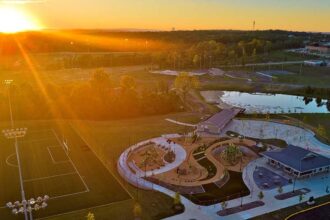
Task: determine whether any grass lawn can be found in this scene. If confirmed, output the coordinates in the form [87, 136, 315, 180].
[43, 112, 203, 220]
[185, 171, 249, 205]
[287, 114, 330, 142]
[274, 65, 330, 88]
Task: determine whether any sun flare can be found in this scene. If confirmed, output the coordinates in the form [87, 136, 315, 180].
[0, 7, 40, 33]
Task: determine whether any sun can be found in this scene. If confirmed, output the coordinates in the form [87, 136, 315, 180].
[0, 7, 40, 33]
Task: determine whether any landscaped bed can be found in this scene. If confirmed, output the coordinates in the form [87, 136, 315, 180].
[226, 130, 288, 149]
[184, 171, 250, 205]
[275, 188, 311, 200]
[218, 201, 265, 216]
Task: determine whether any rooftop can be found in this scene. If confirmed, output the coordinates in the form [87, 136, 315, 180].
[261, 145, 330, 172]
[200, 107, 243, 127]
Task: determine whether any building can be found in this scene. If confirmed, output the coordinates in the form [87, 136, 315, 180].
[197, 107, 244, 134]
[262, 145, 330, 178]
[306, 42, 330, 54]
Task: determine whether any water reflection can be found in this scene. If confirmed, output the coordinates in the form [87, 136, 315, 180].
[218, 91, 330, 114]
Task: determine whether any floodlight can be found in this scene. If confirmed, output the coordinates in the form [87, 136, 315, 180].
[29, 198, 35, 205]
[12, 208, 18, 214]
[41, 202, 47, 208]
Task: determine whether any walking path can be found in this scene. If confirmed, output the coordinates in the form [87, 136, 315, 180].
[165, 118, 197, 127]
[117, 136, 186, 189]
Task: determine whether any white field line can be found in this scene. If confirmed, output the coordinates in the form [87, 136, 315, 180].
[35, 198, 132, 220]
[52, 129, 90, 193]
[0, 129, 90, 212]
[23, 172, 77, 183]
[49, 189, 89, 200]
[5, 153, 18, 167]
[47, 146, 70, 164]
[69, 123, 134, 199]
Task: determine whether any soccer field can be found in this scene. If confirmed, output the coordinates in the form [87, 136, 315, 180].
[0, 122, 132, 220]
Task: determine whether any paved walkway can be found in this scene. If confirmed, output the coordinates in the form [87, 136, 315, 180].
[165, 118, 197, 127]
[118, 136, 187, 189]
[224, 119, 330, 157]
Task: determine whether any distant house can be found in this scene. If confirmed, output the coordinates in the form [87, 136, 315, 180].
[306, 42, 330, 54]
[197, 107, 244, 134]
[262, 145, 330, 178]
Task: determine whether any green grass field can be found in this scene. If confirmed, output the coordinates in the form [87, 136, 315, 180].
[0, 112, 202, 220]
[0, 121, 131, 220]
[45, 113, 202, 220]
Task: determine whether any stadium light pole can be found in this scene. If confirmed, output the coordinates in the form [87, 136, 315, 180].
[6, 195, 49, 220]
[3, 79, 29, 220]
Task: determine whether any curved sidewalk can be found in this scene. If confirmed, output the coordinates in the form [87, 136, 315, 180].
[117, 136, 186, 189]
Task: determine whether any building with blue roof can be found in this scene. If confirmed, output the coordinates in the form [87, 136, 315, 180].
[261, 145, 330, 178]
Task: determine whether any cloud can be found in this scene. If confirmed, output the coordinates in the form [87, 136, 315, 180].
[0, 0, 46, 4]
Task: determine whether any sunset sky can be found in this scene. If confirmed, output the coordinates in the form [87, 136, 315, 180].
[1, 0, 330, 32]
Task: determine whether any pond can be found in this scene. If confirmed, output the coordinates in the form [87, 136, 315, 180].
[201, 91, 330, 114]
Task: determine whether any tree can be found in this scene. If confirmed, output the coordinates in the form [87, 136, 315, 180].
[193, 54, 201, 69]
[277, 186, 283, 194]
[238, 41, 246, 57]
[326, 100, 330, 112]
[258, 191, 264, 200]
[174, 72, 199, 104]
[221, 201, 228, 211]
[120, 75, 136, 90]
[228, 50, 236, 64]
[86, 212, 95, 220]
[221, 143, 242, 165]
[264, 41, 272, 55]
[173, 192, 181, 205]
[91, 69, 112, 87]
[316, 97, 322, 107]
[90, 69, 113, 97]
[252, 48, 257, 71]
[133, 202, 142, 219]
[265, 113, 270, 121]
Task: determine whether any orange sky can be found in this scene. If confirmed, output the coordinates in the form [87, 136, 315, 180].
[1, 0, 330, 32]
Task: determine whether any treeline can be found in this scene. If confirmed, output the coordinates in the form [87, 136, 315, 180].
[303, 86, 330, 101]
[0, 39, 303, 71]
[0, 29, 327, 70]
[153, 38, 302, 69]
[0, 70, 182, 121]
[1, 29, 325, 54]
[45, 53, 153, 70]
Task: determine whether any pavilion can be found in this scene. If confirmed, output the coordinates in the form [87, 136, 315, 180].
[262, 145, 330, 178]
[197, 107, 245, 134]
